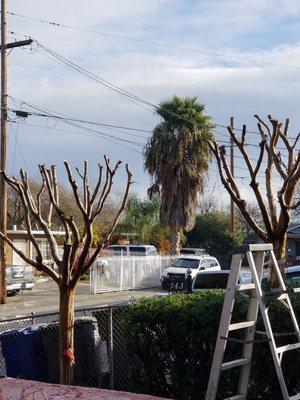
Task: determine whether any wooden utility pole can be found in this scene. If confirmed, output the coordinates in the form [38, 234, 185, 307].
[0, 1, 32, 304]
[230, 117, 235, 235]
[0, 0, 8, 304]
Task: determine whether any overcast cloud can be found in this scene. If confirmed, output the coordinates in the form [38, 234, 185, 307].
[6, 0, 300, 206]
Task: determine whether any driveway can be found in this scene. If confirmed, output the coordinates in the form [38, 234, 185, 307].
[0, 279, 166, 319]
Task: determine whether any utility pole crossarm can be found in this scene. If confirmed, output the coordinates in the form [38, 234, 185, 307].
[0, 38, 33, 50]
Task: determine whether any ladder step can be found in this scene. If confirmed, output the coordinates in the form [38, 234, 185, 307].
[229, 321, 255, 331]
[276, 342, 300, 354]
[290, 393, 300, 400]
[237, 283, 255, 291]
[221, 358, 250, 371]
[224, 395, 246, 400]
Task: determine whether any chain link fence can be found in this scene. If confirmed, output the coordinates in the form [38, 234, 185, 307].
[0, 302, 135, 391]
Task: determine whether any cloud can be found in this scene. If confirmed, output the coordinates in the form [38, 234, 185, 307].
[7, 0, 300, 202]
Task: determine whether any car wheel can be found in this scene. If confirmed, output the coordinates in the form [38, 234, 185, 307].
[7, 289, 20, 297]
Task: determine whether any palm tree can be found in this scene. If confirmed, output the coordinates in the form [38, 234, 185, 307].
[144, 95, 213, 254]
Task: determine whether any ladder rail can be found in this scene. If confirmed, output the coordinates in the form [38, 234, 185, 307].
[246, 250, 291, 400]
[269, 250, 300, 343]
[205, 253, 243, 400]
[238, 250, 265, 395]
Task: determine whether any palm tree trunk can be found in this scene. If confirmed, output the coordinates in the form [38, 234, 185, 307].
[59, 285, 75, 384]
[170, 230, 181, 255]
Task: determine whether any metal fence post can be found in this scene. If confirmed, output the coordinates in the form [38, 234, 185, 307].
[108, 306, 114, 389]
[120, 255, 124, 291]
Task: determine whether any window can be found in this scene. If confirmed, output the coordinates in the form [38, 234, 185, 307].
[207, 258, 218, 268]
[32, 239, 52, 260]
[193, 273, 229, 289]
[146, 248, 158, 255]
[180, 249, 197, 255]
[107, 246, 127, 255]
[129, 246, 146, 255]
[200, 259, 209, 269]
[172, 258, 200, 269]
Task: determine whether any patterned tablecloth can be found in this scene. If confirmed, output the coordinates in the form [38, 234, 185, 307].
[0, 378, 169, 400]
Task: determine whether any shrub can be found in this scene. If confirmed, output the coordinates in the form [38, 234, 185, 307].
[122, 291, 300, 400]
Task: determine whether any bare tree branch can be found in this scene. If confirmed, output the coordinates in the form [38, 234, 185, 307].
[209, 141, 268, 240]
[70, 164, 133, 287]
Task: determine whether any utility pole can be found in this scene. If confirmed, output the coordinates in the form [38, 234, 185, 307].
[0, 0, 8, 304]
[230, 117, 235, 235]
[0, 0, 32, 304]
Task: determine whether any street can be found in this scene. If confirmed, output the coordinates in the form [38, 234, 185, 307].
[0, 279, 166, 319]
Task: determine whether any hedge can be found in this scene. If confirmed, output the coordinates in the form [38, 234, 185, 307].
[121, 291, 300, 400]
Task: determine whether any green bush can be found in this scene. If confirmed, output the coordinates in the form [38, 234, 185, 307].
[121, 291, 300, 400]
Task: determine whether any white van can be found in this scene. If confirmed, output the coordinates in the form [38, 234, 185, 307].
[105, 245, 158, 256]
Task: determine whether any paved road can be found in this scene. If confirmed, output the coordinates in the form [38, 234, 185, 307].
[0, 279, 166, 319]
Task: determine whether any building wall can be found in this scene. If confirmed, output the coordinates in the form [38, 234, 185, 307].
[5, 234, 31, 266]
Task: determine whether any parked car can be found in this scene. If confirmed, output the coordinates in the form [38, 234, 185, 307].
[180, 247, 208, 256]
[285, 265, 300, 286]
[192, 269, 252, 291]
[6, 265, 35, 296]
[161, 255, 221, 290]
[105, 245, 158, 256]
[263, 265, 300, 287]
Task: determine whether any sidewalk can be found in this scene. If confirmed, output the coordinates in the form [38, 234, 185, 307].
[0, 280, 166, 319]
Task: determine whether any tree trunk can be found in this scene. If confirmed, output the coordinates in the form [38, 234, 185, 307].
[59, 285, 75, 385]
[169, 230, 181, 255]
[270, 234, 287, 287]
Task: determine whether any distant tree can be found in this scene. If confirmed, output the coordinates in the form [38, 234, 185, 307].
[197, 195, 218, 214]
[186, 211, 245, 256]
[116, 193, 160, 242]
[7, 180, 118, 236]
[144, 95, 213, 254]
[235, 202, 264, 238]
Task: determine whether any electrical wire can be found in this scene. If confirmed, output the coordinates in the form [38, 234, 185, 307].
[10, 35, 298, 147]
[6, 10, 300, 70]
[9, 56, 153, 127]
[9, 121, 29, 170]
[8, 99, 144, 155]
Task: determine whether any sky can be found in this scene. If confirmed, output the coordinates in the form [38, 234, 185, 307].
[6, 0, 300, 207]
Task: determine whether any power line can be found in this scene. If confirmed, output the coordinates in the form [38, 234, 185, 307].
[7, 104, 151, 136]
[10, 55, 153, 127]
[6, 10, 300, 70]
[11, 36, 297, 149]
[9, 121, 29, 170]
[8, 98, 144, 154]
[33, 40, 300, 148]
[34, 40, 155, 112]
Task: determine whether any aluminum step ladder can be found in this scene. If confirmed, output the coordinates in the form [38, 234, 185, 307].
[205, 243, 300, 400]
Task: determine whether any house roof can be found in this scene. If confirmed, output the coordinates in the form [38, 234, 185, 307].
[7, 229, 65, 236]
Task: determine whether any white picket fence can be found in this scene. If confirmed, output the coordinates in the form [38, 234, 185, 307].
[90, 255, 174, 294]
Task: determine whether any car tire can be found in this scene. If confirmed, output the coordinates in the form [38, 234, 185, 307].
[7, 289, 20, 297]
[162, 282, 168, 290]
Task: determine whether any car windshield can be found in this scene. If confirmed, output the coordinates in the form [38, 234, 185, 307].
[193, 273, 229, 289]
[172, 258, 200, 269]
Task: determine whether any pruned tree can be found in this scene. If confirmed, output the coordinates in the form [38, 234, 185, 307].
[210, 115, 300, 285]
[0, 157, 132, 384]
